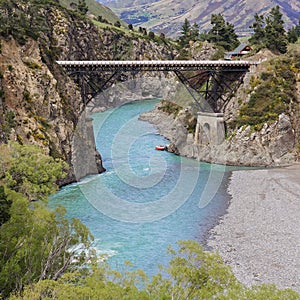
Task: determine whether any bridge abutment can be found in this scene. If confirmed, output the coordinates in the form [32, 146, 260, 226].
[195, 112, 225, 146]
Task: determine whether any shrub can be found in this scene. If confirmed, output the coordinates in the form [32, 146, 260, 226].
[24, 61, 42, 70]
[148, 31, 155, 39]
[158, 100, 182, 117]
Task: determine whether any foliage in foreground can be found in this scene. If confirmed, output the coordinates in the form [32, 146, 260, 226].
[0, 193, 94, 298]
[10, 241, 300, 300]
[0, 143, 68, 201]
[0, 143, 299, 299]
[0, 143, 94, 298]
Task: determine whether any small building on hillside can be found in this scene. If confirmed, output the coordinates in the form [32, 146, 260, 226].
[224, 44, 252, 60]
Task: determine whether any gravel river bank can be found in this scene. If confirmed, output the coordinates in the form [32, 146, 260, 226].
[207, 165, 300, 293]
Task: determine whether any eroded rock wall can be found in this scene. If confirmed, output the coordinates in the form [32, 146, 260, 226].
[0, 5, 181, 183]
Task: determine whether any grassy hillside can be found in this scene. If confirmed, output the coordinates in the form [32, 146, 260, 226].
[60, 0, 126, 25]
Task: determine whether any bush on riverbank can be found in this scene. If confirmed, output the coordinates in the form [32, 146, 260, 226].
[0, 143, 94, 298]
[10, 240, 300, 300]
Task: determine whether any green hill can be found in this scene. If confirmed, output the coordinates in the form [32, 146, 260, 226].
[59, 0, 126, 25]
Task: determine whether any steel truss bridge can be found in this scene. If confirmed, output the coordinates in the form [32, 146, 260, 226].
[57, 60, 258, 112]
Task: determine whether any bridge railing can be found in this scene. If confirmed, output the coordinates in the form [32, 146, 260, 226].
[57, 60, 258, 71]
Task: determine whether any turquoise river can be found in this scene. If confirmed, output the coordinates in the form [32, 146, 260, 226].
[50, 99, 237, 277]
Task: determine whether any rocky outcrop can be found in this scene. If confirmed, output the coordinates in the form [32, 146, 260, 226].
[72, 113, 106, 182]
[140, 103, 297, 167]
[140, 48, 300, 167]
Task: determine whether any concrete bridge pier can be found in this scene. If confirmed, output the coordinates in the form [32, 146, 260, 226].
[195, 112, 225, 146]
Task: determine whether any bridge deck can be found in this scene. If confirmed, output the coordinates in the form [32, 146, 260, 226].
[57, 60, 258, 71]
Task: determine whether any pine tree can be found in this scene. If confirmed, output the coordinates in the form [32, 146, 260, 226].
[208, 14, 224, 44]
[114, 21, 121, 28]
[264, 6, 287, 54]
[295, 20, 300, 37]
[178, 18, 191, 47]
[287, 27, 298, 43]
[207, 14, 239, 51]
[225, 21, 239, 49]
[78, 0, 88, 15]
[249, 13, 265, 45]
[181, 18, 191, 37]
[128, 24, 133, 31]
[191, 22, 200, 41]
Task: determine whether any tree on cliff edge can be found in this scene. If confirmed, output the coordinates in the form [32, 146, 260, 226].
[207, 13, 239, 51]
[265, 6, 287, 54]
[249, 6, 288, 54]
[78, 0, 88, 15]
[249, 13, 265, 45]
[178, 18, 192, 47]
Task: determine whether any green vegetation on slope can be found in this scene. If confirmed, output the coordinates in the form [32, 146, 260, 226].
[230, 48, 300, 130]
[59, 0, 126, 26]
[0, 0, 61, 44]
[0, 143, 68, 201]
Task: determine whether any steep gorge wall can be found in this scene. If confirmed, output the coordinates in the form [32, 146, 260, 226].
[0, 5, 178, 184]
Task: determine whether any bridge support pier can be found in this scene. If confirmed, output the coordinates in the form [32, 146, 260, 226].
[195, 112, 225, 146]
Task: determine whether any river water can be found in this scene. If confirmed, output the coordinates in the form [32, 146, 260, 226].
[50, 99, 234, 277]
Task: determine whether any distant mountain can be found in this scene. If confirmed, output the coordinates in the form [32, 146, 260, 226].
[96, 0, 300, 37]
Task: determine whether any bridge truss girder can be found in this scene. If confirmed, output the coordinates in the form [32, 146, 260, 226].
[174, 68, 248, 112]
[63, 64, 251, 113]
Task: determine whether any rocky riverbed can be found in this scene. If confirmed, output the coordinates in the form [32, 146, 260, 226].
[207, 165, 300, 293]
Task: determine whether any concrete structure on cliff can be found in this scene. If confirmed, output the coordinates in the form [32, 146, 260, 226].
[195, 112, 225, 146]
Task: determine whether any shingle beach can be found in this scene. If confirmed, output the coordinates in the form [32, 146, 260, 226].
[208, 165, 300, 293]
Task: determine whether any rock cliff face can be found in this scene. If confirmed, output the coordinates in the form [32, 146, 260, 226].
[0, 5, 178, 184]
[0, 27, 104, 185]
[0, 37, 86, 186]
